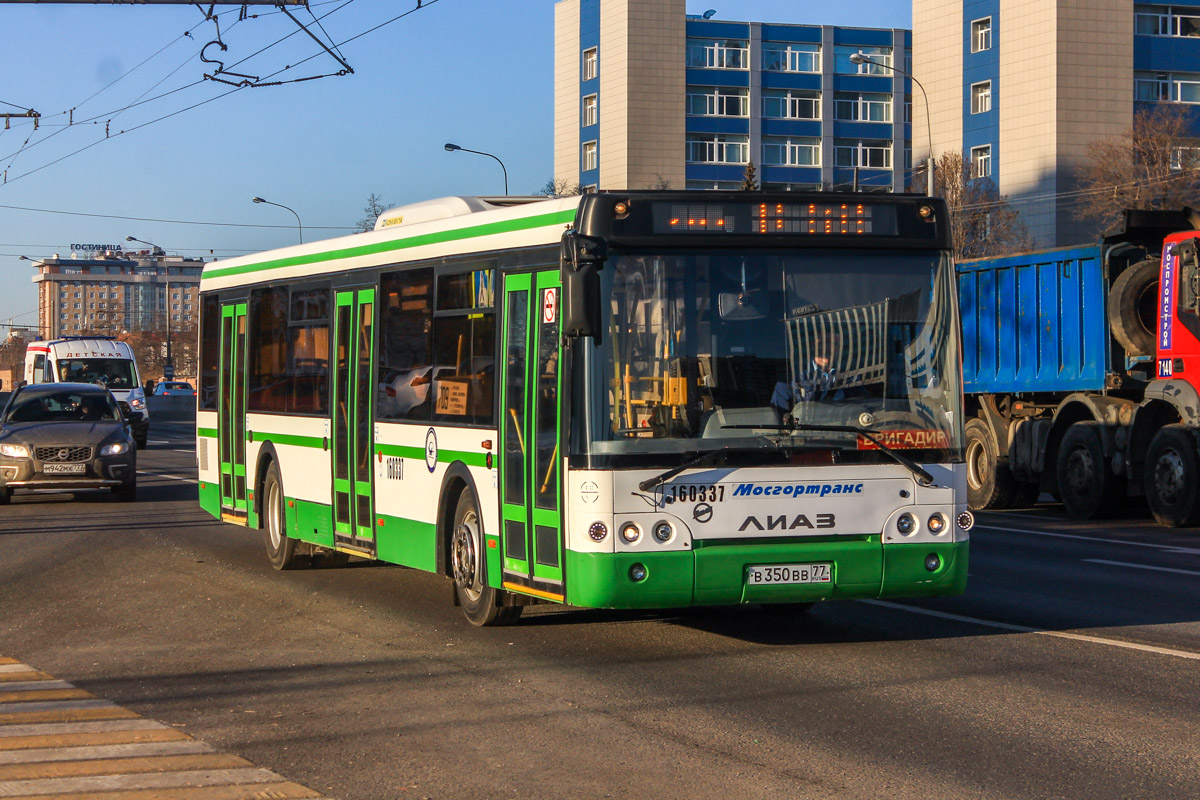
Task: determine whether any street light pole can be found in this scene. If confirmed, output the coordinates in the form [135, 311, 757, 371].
[252, 196, 304, 243]
[444, 143, 509, 195]
[849, 52, 935, 196]
[126, 236, 172, 377]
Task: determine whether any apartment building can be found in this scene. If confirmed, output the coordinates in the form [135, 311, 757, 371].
[915, 0, 1200, 247]
[31, 246, 204, 340]
[554, 0, 914, 194]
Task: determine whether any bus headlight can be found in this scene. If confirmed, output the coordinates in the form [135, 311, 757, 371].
[588, 521, 608, 542]
[927, 513, 947, 535]
[620, 522, 641, 543]
[957, 511, 975, 531]
[896, 513, 916, 535]
[652, 521, 673, 543]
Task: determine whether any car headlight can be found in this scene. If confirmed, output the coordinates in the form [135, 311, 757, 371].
[129, 397, 146, 410]
[0, 443, 30, 458]
[100, 442, 129, 456]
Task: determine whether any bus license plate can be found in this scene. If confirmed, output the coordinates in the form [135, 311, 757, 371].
[747, 563, 831, 585]
[42, 464, 85, 474]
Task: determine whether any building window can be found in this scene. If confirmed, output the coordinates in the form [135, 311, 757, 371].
[685, 180, 745, 191]
[971, 17, 993, 52]
[834, 139, 893, 169]
[1135, 70, 1200, 102]
[687, 87, 749, 117]
[686, 38, 749, 70]
[686, 135, 749, 164]
[834, 46, 892, 75]
[582, 47, 597, 81]
[1136, 5, 1200, 37]
[583, 140, 598, 171]
[971, 81, 992, 114]
[762, 43, 820, 73]
[834, 92, 893, 122]
[1171, 144, 1200, 170]
[762, 89, 820, 120]
[970, 145, 993, 178]
[762, 137, 821, 167]
[582, 94, 597, 127]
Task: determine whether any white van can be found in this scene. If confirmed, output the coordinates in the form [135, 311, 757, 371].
[24, 337, 150, 447]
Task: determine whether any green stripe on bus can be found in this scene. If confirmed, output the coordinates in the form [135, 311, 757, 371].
[375, 443, 424, 460]
[203, 209, 577, 280]
[375, 442, 488, 468]
[197, 427, 218, 439]
[253, 431, 325, 449]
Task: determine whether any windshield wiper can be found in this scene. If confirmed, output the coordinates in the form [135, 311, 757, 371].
[636, 445, 770, 493]
[719, 422, 937, 487]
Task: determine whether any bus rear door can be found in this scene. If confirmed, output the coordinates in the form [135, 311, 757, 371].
[218, 302, 249, 520]
[499, 271, 565, 601]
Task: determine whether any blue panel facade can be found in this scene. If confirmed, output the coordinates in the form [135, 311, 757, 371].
[579, 0, 601, 186]
[684, 20, 911, 191]
[962, 0, 1000, 180]
[958, 246, 1109, 395]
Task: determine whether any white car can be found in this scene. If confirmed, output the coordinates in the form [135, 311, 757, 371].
[378, 365, 455, 418]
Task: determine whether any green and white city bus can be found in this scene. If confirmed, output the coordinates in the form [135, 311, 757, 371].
[197, 191, 971, 625]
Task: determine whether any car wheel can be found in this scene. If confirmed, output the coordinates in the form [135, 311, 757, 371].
[112, 481, 137, 502]
[263, 461, 300, 570]
[451, 488, 522, 626]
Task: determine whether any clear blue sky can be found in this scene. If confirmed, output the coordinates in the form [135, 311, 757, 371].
[0, 0, 911, 330]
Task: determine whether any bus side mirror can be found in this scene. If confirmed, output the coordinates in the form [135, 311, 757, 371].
[560, 231, 607, 340]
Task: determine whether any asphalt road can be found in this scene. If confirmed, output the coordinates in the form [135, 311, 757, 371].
[1, 424, 1198, 800]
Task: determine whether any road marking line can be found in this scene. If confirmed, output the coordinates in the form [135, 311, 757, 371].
[976, 523, 1200, 555]
[0, 739, 213, 765]
[0, 707, 141, 726]
[0, 690, 92, 704]
[0, 683, 71, 693]
[1082, 558, 1200, 577]
[7, 782, 328, 799]
[0, 720, 168, 739]
[0, 767, 285, 797]
[136, 470, 197, 485]
[863, 600, 1200, 661]
[0, 665, 37, 674]
[0, 727, 189, 750]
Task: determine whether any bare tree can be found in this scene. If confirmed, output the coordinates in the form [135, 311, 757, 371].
[355, 193, 392, 233]
[645, 173, 673, 190]
[1073, 103, 1200, 232]
[533, 177, 584, 197]
[934, 150, 1033, 261]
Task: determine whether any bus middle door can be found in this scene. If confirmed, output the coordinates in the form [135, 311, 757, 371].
[332, 288, 378, 556]
[499, 271, 565, 602]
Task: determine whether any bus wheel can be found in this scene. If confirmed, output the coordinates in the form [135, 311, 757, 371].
[263, 462, 300, 570]
[1056, 422, 1122, 519]
[451, 489, 522, 627]
[1145, 425, 1200, 527]
[965, 418, 1013, 510]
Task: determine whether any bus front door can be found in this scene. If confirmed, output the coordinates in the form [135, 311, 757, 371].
[332, 288, 377, 555]
[499, 271, 565, 601]
[218, 302, 249, 521]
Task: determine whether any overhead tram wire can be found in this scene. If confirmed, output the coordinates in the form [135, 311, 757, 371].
[1, 0, 443, 186]
[0, 201, 354, 232]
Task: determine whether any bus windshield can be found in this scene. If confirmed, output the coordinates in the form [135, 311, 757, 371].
[574, 247, 962, 465]
[57, 358, 137, 389]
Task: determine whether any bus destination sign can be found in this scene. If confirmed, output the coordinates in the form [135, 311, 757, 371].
[651, 201, 899, 236]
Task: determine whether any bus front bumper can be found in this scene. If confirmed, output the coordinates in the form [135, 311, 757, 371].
[564, 538, 968, 610]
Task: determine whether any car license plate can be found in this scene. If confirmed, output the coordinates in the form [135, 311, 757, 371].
[746, 563, 832, 585]
[42, 463, 85, 474]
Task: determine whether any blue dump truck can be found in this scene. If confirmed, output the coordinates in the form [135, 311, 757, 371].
[958, 209, 1200, 525]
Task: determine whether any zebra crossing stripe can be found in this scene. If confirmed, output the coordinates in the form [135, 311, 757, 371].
[0, 659, 332, 799]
